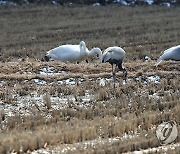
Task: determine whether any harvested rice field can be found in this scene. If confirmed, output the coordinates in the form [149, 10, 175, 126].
[0, 5, 179, 154]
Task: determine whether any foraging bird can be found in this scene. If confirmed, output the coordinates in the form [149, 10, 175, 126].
[44, 41, 102, 63]
[102, 46, 127, 88]
[156, 45, 180, 66]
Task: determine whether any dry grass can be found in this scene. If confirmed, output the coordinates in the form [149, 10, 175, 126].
[0, 5, 180, 154]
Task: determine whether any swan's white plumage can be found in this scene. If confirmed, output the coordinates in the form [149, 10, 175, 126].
[156, 45, 180, 66]
[47, 44, 87, 62]
[45, 41, 102, 63]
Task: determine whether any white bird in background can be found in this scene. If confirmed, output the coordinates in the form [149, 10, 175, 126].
[156, 45, 180, 66]
[102, 46, 127, 88]
[44, 41, 102, 63]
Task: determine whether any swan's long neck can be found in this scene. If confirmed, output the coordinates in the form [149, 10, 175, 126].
[88, 48, 103, 63]
[79, 41, 88, 56]
[79, 41, 102, 62]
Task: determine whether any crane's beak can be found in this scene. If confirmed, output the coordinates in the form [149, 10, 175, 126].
[44, 55, 49, 62]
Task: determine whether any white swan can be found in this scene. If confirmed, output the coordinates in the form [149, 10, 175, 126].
[44, 41, 102, 63]
[156, 45, 180, 66]
[102, 46, 127, 88]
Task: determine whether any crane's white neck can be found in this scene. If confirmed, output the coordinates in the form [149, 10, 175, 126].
[88, 48, 103, 63]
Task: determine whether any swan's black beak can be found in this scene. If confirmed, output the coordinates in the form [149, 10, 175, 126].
[44, 55, 49, 62]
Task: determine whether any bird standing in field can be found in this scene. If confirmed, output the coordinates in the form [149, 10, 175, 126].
[44, 41, 102, 63]
[102, 46, 127, 89]
[156, 45, 180, 66]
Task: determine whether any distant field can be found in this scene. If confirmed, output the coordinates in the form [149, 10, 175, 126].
[0, 5, 180, 60]
[0, 5, 179, 154]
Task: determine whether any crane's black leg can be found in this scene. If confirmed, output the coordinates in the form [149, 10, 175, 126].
[113, 72, 116, 89]
[122, 68, 127, 83]
[112, 64, 116, 89]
